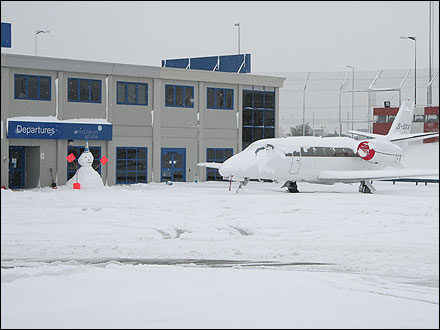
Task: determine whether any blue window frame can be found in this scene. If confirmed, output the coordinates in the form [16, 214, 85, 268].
[9, 146, 26, 189]
[67, 146, 101, 181]
[116, 147, 148, 184]
[161, 148, 186, 182]
[14, 74, 51, 101]
[242, 89, 275, 150]
[206, 148, 233, 181]
[165, 84, 194, 108]
[207, 87, 234, 110]
[68, 78, 102, 103]
[117, 81, 148, 106]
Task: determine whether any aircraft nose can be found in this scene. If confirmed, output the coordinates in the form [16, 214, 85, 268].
[219, 152, 258, 178]
[218, 156, 235, 177]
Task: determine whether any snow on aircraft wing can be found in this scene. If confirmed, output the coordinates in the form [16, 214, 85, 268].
[388, 132, 439, 142]
[317, 168, 439, 183]
[347, 130, 439, 142]
[347, 130, 382, 139]
[197, 162, 223, 169]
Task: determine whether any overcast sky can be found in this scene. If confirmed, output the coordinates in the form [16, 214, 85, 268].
[1, 1, 439, 73]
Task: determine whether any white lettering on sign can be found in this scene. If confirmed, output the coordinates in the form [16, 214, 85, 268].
[16, 124, 56, 136]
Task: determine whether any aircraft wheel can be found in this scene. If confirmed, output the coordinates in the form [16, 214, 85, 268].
[287, 181, 299, 193]
[360, 184, 371, 194]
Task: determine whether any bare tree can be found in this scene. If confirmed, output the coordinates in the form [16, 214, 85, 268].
[287, 123, 313, 136]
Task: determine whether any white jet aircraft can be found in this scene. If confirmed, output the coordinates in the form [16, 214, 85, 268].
[198, 101, 439, 193]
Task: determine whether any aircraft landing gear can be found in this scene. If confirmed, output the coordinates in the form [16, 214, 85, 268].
[282, 181, 299, 193]
[236, 178, 250, 193]
[359, 180, 375, 194]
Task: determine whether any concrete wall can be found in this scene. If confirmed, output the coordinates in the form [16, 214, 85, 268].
[7, 68, 57, 117]
[60, 72, 107, 120]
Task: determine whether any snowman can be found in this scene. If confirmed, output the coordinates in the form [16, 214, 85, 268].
[67, 141, 104, 189]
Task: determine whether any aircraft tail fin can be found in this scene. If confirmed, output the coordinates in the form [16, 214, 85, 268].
[348, 101, 438, 144]
[347, 101, 414, 141]
[386, 101, 414, 139]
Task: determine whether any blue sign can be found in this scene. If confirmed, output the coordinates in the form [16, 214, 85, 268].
[1, 22, 12, 48]
[7, 121, 112, 140]
[162, 54, 251, 73]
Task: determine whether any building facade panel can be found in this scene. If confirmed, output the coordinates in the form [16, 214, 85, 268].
[110, 75, 153, 127]
[61, 72, 107, 120]
[161, 79, 198, 129]
[160, 137, 198, 182]
[107, 137, 152, 185]
[7, 67, 57, 117]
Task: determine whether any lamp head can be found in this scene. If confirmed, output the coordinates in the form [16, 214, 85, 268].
[400, 36, 416, 41]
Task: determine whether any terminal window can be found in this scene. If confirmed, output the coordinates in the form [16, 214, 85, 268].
[117, 82, 148, 106]
[206, 148, 233, 181]
[427, 114, 439, 122]
[242, 90, 275, 150]
[207, 88, 233, 110]
[413, 115, 425, 122]
[68, 78, 101, 103]
[116, 147, 147, 184]
[165, 84, 194, 108]
[14, 74, 51, 101]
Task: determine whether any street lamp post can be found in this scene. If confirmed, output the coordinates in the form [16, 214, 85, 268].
[35, 29, 50, 56]
[400, 36, 416, 105]
[346, 65, 355, 130]
[234, 23, 240, 54]
[428, 1, 433, 105]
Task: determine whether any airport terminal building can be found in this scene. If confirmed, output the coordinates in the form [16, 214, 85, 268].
[1, 53, 285, 189]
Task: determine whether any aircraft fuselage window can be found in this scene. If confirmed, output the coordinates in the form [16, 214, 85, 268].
[288, 147, 355, 157]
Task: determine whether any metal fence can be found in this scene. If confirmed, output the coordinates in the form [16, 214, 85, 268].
[261, 68, 439, 136]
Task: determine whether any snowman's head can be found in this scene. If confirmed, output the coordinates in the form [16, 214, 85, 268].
[78, 151, 94, 167]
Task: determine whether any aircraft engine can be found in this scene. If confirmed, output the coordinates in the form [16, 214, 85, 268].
[356, 140, 403, 165]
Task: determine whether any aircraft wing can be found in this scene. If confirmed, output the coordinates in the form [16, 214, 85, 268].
[317, 168, 439, 183]
[347, 130, 439, 142]
[197, 162, 223, 169]
[388, 132, 439, 142]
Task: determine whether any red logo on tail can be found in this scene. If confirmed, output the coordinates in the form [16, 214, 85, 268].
[357, 141, 375, 160]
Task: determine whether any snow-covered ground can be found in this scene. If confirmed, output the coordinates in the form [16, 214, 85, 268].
[1, 143, 439, 329]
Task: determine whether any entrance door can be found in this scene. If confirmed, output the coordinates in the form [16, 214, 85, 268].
[161, 148, 186, 182]
[9, 146, 26, 189]
[289, 147, 301, 174]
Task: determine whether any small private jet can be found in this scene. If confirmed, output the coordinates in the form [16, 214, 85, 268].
[198, 101, 439, 193]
